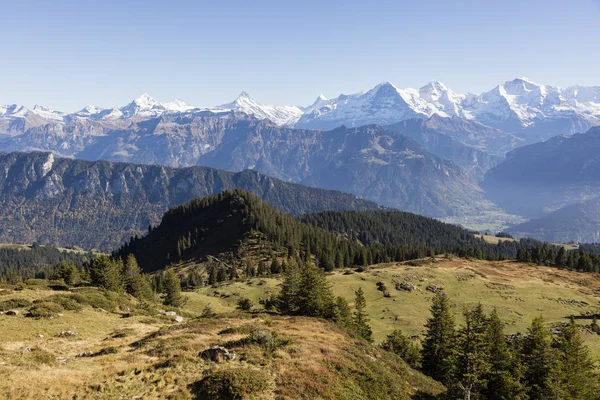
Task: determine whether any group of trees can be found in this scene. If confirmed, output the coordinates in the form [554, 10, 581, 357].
[0, 244, 90, 284]
[518, 245, 600, 273]
[275, 258, 373, 341]
[79, 255, 185, 307]
[388, 292, 599, 399]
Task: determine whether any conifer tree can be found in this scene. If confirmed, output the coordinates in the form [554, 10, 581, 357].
[55, 261, 80, 285]
[521, 316, 554, 400]
[449, 303, 491, 400]
[162, 268, 185, 307]
[294, 263, 334, 318]
[421, 292, 456, 385]
[483, 308, 526, 400]
[277, 259, 303, 315]
[352, 287, 372, 342]
[123, 254, 153, 300]
[333, 296, 353, 330]
[382, 329, 420, 369]
[552, 317, 595, 400]
[207, 265, 217, 285]
[89, 255, 124, 292]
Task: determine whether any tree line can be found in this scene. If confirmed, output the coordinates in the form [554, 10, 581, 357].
[399, 292, 599, 400]
[0, 244, 91, 284]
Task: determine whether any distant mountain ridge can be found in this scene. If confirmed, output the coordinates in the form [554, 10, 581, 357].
[0, 151, 379, 251]
[3, 77, 599, 143]
[506, 197, 600, 243]
[0, 115, 489, 218]
[483, 126, 600, 218]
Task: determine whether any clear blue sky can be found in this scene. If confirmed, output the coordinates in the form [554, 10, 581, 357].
[2, 0, 599, 111]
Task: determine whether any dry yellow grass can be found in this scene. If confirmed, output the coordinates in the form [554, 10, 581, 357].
[0, 287, 442, 399]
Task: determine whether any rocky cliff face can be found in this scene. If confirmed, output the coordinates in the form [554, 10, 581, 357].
[0, 152, 379, 251]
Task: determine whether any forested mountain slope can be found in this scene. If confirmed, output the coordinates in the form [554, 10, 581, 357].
[0, 152, 378, 251]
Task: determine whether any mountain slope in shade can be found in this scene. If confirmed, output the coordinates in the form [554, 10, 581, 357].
[483, 126, 600, 218]
[387, 116, 511, 178]
[507, 198, 600, 243]
[0, 114, 488, 218]
[0, 151, 379, 251]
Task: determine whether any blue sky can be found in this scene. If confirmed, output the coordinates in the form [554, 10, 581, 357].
[1, 0, 599, 111]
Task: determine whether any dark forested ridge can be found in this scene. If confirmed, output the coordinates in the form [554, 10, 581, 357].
[116, 189, 560, 276]
[0, 151, 379, 251]
[0, 244, 90, 283]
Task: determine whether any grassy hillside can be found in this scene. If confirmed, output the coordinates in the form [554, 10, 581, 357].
[0, 282, 442, 399]
[183, 257, 600, 360]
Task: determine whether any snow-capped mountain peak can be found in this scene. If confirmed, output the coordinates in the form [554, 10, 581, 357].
[216, 92, 303, 126]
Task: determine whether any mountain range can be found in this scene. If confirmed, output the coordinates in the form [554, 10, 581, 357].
[0, 151, 378, 251]
[483, 126, 600, 242]
[2, 78, 600, 243]
[3, 78, 599, 143]
[0, 113, 489, 218]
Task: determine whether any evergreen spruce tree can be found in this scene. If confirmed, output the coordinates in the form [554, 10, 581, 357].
[483, 308, 526, 400]
[55, 261, 80, 285]
[421, 292, 456, 385]
[352, 287, 372, 342]
[277, 259, 303, 315]
[521, 316, 554, 400]
[89, 255, 124, 292]
[449, 304, 491, 400]
[555, 247, 567, 268]
[552, 317, 595, 400]
[123, 254, 153, 300]
[592, 315, 600, 334]
[270, 259, 282, 274]
[162, 268, 185, 307]
[294, 263, 335, 318]
[207, 265, 217, 285]
[381, 329, 420, 369]
[333, 296, 353, 330]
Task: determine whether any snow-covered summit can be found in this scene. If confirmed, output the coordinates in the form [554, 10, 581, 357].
[215, 92, 303, 126]
[2, 79, 600, 136]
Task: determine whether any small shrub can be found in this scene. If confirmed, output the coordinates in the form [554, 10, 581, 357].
[0, 298, 33, 311]
[94, 346, 118, 356]
[237, 297, 253, 311]
[26, 347, 56, 366]
[192, 368, 270, 399]
[27, 302, 64, 319]
[34, 295, 82, 311]
[201, 303, 216, 318]
[69, 291, 117, 311]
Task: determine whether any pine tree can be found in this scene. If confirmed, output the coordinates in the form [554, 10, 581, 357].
[483, 308, 526, 400]
[521, 316, 554, 400]
[89, 255, 124, 292]
[421, 292, 456, 385]
[352, 287, 372, 342]
[382, 329, 420, 369]
[449, 303, 491, 400]
[277, 259, 303, 315]
[55, 261, 80, 285]
[555, 247, 567, 268]
[592, 315, 600, 334]
[207, 265, 217, 285]
[123, 254, 153, 300]
[333, 296, 353, 330]
[552, 317, 595, 400]
[162, 268, 185, 307]
[294, 263, 335, 318]
[270, 259, 282, 274]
